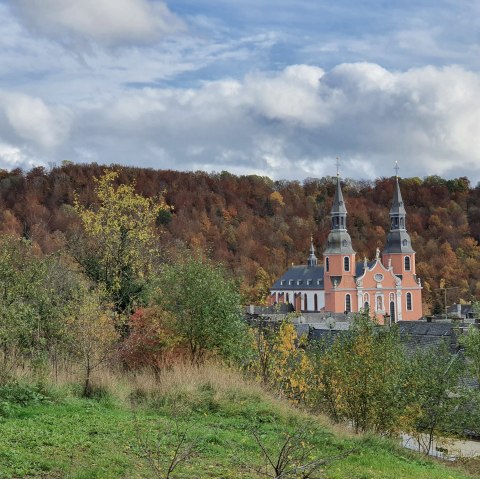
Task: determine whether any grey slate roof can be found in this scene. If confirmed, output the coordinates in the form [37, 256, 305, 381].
[398, 321, 457, 354]
[271, 265, 325, 290]
[271, 261, 376, 291]
[331, 176, 347, 215]
[390, 178, 406, 215]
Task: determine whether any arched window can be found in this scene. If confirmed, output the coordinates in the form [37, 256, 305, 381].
[400, 218, 404, 228]
[390, 301, 395, 322]
[404, 256, 411, 271]
[304, 293, 308, 311]
[363, 293, 370, 304]
[376, 295, 383, 312]
[314, 294, 318, 311]
[286, 293, 289, 303]
[325, 257, 329, 272]
[345, 294, 351, 313]
[406, 292, 412, 311]
[344, 256, 350, 272]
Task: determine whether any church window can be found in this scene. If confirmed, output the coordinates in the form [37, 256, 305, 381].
[286, 293, 290, 303]
[404, 256, 411, 271]
[314, 294, 318, 311]
[304, 294, 308, 310]
[363, 293, 370, 304]
[340, 217, 344, 227]
[406, 292, 412, 311]
[400, 218, 404, 228]
[325, 257, 329, 272]
[376, 295, 383, 312]
[344, 256, 350, 272]
[345, 294, 351, 313]
[402, 239, 408, 247]
[342, 239, 347, 247]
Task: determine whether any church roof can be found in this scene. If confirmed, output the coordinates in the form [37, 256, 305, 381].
[390, 177, 406, 215]
[271, 261, 375, 291]
[271, 265, 324, 290]
[331, 175, 347, 215]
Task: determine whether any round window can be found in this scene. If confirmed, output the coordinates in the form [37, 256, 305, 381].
[374, 273, 384, 282]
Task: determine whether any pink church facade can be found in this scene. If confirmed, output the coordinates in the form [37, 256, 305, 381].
[269, 175, 423, 322]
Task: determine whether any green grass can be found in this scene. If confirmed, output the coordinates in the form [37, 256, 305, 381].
[0, 367, 476, 479]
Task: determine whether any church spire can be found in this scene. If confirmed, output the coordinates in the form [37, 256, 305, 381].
[324, 173, 354, 254]
[307, 235, 317, 267]
[384, 169, 414, 253]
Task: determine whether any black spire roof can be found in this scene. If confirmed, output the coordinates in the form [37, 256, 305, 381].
[307, 237, 318, 267]
[324, 175, 355, 254]
[384, 176, 415, 254]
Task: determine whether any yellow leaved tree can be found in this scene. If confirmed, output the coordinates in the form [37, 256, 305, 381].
[72, 169, 169, 319]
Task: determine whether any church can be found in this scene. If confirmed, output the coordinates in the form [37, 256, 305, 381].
[268, 173, 423, 322]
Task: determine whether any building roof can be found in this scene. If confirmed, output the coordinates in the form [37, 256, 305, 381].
[331, 175, 347, 215]
[271, 261, 376, 291]
[398, 321, 457, 355]
[390, 177, 406, 215]
[271, 264, 325, 290]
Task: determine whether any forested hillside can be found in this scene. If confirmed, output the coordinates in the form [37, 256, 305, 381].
[0, 163, 478, 312]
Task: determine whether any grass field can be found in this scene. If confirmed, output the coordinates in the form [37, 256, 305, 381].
[0, 364, 478, 479]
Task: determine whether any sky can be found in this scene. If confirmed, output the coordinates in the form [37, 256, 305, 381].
[1, 0, 480, 182]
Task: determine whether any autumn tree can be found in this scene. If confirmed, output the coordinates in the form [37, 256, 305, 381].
[68, 284, 119, 397]
[248, 319, 312, 403]
[119, 307, 181, 375]
[72, 169, 169, 318]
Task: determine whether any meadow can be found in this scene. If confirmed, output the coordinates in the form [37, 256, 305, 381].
[0, 363, 477, 479]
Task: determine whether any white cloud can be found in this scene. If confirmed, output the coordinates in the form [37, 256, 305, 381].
[2, 62, 480, 182]
[0, 91, 71, 150]
[12, 0, 185, 46]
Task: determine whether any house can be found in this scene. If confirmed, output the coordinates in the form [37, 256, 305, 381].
[268, 173, 423, 322]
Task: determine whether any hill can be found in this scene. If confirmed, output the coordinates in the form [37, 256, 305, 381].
[0, 163, 479, 309]
[0, 363, 477, 478]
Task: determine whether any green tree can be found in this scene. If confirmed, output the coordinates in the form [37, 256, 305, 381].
[156, 256, 246, 364]
[308, 314, 407, 434]
[0, 236, 81, 375]
[72, 169, 169, 317]
[459, 324, 480, 389]
[403, 342, 464, 455]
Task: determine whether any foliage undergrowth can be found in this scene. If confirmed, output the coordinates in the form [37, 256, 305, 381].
[0, 362, 475, 479]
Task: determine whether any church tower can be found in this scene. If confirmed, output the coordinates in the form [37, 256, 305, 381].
[382, 175, 415, 274]
[307, 236, 318, 267]
[382, 173, 422, 320]
[323, 175, 357, 314]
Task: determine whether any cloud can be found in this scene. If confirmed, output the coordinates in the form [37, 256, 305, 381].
[0, 91, 71, 149]
[2, 61, 480, 182]
[69, 63, 480, 181]
[12, 0, 185, 47]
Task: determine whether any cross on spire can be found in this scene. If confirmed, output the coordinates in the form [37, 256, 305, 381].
[394, 161, 399, 178]
[335, 157, 340, 177]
